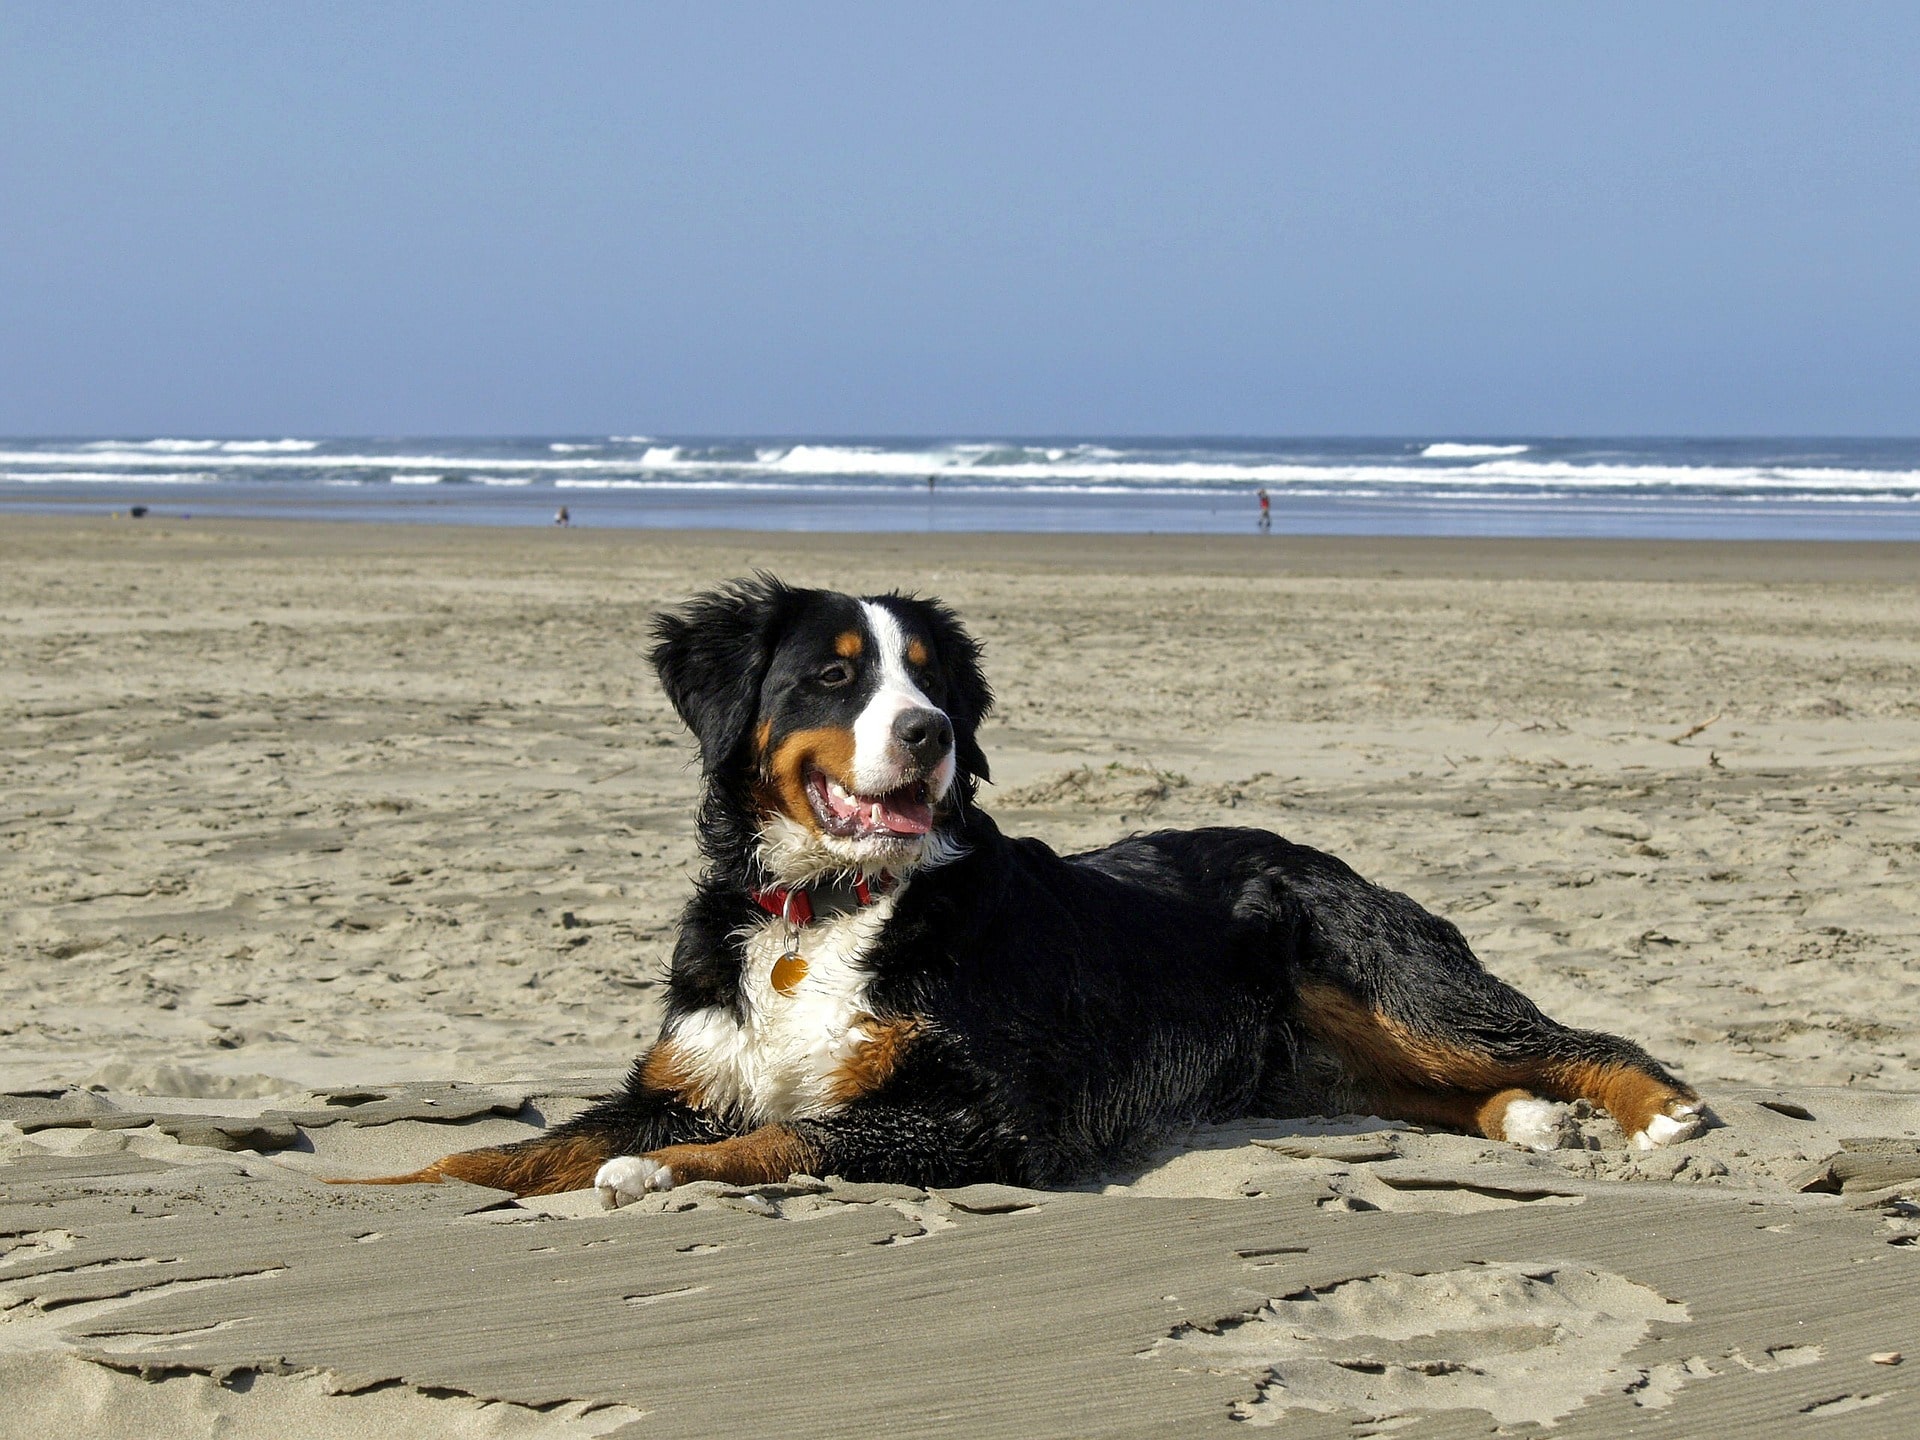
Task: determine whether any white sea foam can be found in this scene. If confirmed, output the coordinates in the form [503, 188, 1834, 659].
[71, 437, 317, 454]
[1450, 459, 1920, 491]
[1421, 442, 1532, 458]
[550, 443, 601, 452]
[1, 470, 215, 484]
[3, 444, 1917, 500]
[79, 438, 221, 453]
[774, 444, 949, 476]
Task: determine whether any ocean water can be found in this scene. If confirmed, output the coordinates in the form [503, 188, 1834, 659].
[3, 436, 1919, 539]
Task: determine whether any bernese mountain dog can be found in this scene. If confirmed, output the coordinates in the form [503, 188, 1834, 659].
[358, 576, 1706, 1206]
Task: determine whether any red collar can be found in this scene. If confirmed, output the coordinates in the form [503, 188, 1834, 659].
[751, 872, 895, 927]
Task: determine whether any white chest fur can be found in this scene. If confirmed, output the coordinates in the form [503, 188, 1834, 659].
[667, 891, 899, 1125]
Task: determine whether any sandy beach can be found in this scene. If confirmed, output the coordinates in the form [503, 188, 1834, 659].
[3, 515, 1917, 1436]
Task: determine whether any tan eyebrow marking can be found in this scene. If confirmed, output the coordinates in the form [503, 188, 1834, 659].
[905, 638, 929, 667]
[835, 630, 863, 658]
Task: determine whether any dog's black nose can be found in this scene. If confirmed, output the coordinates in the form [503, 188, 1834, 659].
[892, 707, 953, 766]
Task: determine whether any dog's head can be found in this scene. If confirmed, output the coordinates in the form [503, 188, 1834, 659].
[650, 575, 992, 880]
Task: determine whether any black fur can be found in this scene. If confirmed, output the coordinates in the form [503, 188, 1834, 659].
[515, 581, 1699, 1190]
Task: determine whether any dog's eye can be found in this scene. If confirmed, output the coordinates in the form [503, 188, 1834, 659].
[816, 662, 854, 688]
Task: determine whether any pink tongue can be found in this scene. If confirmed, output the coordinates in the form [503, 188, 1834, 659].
[821, 781, 932, 835]
[872, 790, 932, 835]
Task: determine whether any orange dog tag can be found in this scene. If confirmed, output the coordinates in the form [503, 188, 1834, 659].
[771, 952, 808, 996]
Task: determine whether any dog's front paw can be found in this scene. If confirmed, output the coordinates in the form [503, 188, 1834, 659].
[595, 1155, 675, 1209]
[1632, 1101, 1708, 1151]
[1501, 1096, 1578, 1152]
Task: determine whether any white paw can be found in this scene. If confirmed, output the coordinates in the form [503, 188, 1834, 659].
[1633, 1104, 1705, 1151]
[594, 1155, 675, 1209]
[1502, 1097, 1577, 1152]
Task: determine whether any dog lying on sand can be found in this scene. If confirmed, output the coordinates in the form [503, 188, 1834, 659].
[356, 576, 1706, 1206]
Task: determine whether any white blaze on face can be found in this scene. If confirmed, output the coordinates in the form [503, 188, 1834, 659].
[853, 600, 954, 799]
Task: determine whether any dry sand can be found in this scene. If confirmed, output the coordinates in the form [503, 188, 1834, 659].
[2, 515, 1917, 1436]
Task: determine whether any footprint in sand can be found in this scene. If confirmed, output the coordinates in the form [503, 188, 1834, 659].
[1149, 1260, 1702, 1428]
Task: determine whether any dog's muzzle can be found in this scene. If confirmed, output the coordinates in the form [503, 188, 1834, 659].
[891, 707, 953, 773]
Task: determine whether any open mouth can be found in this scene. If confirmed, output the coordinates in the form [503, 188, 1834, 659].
[806, 768, 934, 839]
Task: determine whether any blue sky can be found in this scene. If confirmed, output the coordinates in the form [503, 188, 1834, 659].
[2, 3, 1915, 436]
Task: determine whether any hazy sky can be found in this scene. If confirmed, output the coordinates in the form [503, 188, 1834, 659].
[3, 3, 1915, 436]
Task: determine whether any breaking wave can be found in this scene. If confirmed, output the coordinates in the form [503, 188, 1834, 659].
[6, 437, 1920, 539]
[1421, 442, 1533, 458]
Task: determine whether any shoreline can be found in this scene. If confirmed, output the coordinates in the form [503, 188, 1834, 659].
[6, 511, 1920, 582]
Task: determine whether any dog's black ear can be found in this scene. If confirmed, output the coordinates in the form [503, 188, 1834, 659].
[889, 594, 995, 784]
[649, 575, 797, 774]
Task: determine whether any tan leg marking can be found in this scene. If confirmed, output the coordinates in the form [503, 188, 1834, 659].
[646, 1125, 822, 1186]
[1539, 1059, 1698, 1138]
[1297, 983, 1512, 1091]
[1363, 1085, 1545, 1141]
[639, 1038, 710, 1110]
[827, 1016, 924, 1105]
[1296, 982, 1697, 1140]
[331, 1132, 612, 1196]
[333, 1039, 709, 1195]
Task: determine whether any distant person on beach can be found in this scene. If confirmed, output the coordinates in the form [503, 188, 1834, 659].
[1257, 488, 1271, 532]
[927, 474, 937, 493]
[554, 506, 571, 527]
